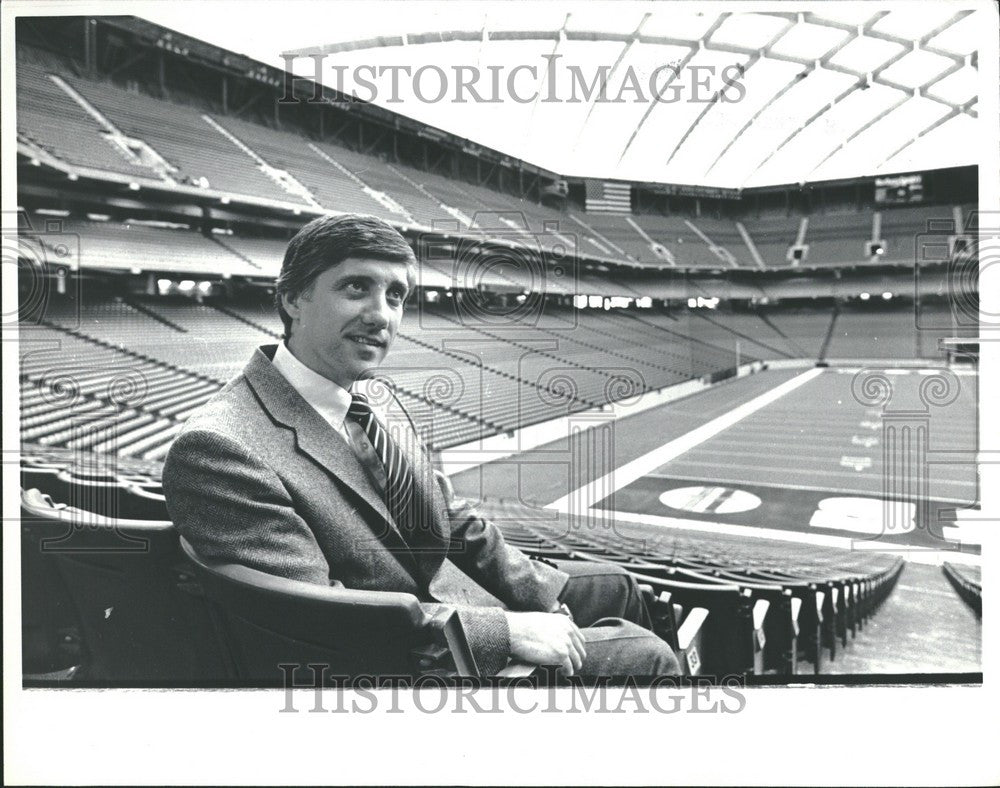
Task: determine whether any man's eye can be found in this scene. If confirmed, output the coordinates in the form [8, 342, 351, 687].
[345, 281, 366, 294]
[387, 289, 406, 305]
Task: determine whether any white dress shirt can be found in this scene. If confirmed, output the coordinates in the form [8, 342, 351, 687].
[271, 341, 353, 439]
[271, 341, 387, 490]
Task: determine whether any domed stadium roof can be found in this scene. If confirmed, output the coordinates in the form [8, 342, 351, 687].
[144, 2, 984, 188]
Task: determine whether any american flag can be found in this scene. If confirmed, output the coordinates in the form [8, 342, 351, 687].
[585, 179, 632, 214]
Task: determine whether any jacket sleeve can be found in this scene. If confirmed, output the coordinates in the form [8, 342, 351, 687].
[438, 478, 569, 614]
[164, 428, 511, 675]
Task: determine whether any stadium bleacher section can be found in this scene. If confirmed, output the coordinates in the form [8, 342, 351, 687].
[16, 44, 973, 272]
[16, 56, 164, 182]
[487, 501, 904, 675]
[879, 204, 959, 265]
[739, 215, 802, 268]
[800, 212, 875, 267]
[20, 282, 958, 476]
[48, 217, 258, 276]
[20, 447, 908, 682]
[20, 292, 759, 457]
[942, 562, 982, 616]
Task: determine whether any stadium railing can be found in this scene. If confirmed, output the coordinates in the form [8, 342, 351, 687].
[942, 562, 982, 616]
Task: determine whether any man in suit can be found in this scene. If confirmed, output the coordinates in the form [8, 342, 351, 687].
[163, 213, 679, 678]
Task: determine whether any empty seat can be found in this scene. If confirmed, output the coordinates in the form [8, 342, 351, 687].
[20, 488, 235, 684]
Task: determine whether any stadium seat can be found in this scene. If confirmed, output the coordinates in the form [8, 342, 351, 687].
[645, 588, 709, 676]
[627, 572, 766, 676]
[20, 488, 235, 684]
[179, 536, 481, 682]
[32, 467, 172, 521]
[942, 562, 981, 616]
[21, 507, 84, 681]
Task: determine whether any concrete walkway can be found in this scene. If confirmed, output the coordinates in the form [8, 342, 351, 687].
[826, 561, 982, 674]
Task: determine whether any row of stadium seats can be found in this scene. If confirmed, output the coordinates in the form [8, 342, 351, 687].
[17, 46, 972, 271]
[942, 562, 981, 616]
[22, 291, 958, 458]
[20, 452, 904, 683]
[484, 500, 904, 676]
[20, 323, 216, 460]
[22, 294, 750, 455]
[16, 59, 160, 181]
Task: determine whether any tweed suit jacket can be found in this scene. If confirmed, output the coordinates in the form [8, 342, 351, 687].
[162, 344, 568, 675]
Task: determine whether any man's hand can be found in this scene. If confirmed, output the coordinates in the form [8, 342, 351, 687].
[505, 611, 587, 676]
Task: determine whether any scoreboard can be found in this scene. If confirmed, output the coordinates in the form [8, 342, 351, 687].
[875, 173, 924, 204]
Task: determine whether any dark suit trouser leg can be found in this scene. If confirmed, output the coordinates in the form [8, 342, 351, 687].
[552, 560, 680, 676]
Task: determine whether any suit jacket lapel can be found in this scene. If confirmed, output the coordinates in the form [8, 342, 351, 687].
[242, 346, 413, 556]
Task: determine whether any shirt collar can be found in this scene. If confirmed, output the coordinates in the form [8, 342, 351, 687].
[271, 341, 353, 431]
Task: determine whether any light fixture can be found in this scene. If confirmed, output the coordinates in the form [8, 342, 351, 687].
[859, 292, 870, 300]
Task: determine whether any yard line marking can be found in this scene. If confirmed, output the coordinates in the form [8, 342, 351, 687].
[547, 367, 823, 514]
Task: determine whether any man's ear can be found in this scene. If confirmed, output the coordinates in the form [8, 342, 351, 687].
[280, 291, 301, 321]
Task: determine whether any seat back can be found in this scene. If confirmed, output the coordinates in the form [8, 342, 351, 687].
[52, 469, 170, 521]
[20, 488, 235, 684]
[179, 537, 480, 682]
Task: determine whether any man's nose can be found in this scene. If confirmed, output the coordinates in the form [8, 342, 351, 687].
[361, 295, 391, 327]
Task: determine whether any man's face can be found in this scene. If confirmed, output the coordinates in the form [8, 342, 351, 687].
[282, 257, 411, 390]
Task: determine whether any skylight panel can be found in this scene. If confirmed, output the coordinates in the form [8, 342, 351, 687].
[869, 8, 967, 41]
[924, 65, 977, 105]
[807, 7, 882, 27]
[879, 48, 957, 89]
[666, 56, 802, 181]
[827, 35, 906, 74]
[708, 13, 790, 50]
[925, 11, 983, 57]
[748, 83, 905, 186]
[621, 47, 753, 172]
[641, 10, 723, 42]
[810, 96, 950, 180]
[769, 22, 851, 60]
[714, 67, 856, 185]
[485, 5, 569, 33]
[570, 40, 692, 170]
[877, 112, 976, 173]
[564, 6, 647, 36]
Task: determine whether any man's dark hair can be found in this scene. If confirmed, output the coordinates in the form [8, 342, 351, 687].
[275, 213, 417, 337]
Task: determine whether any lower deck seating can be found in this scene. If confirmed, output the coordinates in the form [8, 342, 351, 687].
[24, 289, 954, 458]
[827, 307, 939, 359]
[20, 453, 909, 682]
[482, 499, 904, 676]
[942, 562, 981, 616]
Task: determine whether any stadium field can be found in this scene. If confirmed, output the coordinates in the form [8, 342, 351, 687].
[456, 366, 980, 559]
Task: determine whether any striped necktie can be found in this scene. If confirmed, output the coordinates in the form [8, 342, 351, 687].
[346, 393, 415, 532]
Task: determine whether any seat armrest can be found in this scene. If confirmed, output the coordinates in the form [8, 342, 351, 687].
[677, 607, 709, 651]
